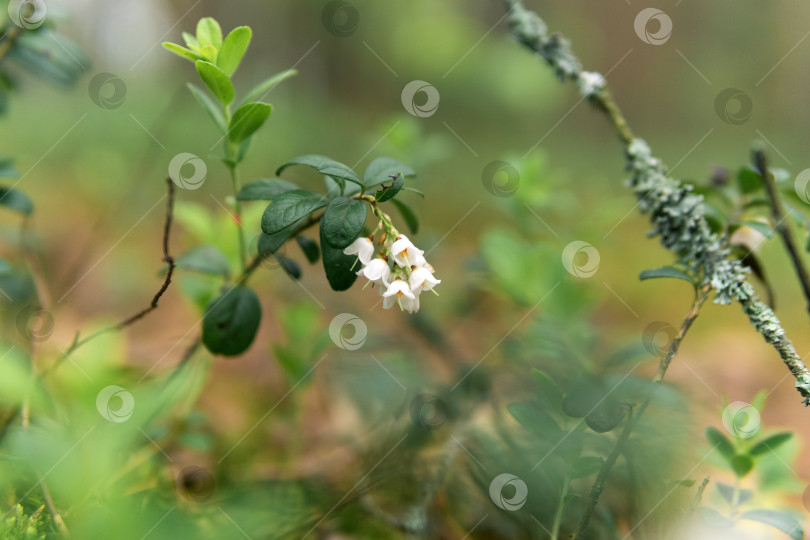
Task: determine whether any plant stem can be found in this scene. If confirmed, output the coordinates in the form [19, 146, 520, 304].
[753, 149, 810, 316]
[551, 469, 571, 539]
[228, 162, 247, 273]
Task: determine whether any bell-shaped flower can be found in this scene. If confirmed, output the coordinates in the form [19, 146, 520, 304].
[391, 235, 425, 268]
[409, 266, 440, 294]
[344, 237, 375, 265]
[357, 258, 390, 286]
[382, 278, 417, 311]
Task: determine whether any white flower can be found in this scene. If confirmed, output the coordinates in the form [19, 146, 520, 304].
[391, 235, 425, 267]
[344, 237, 375, 265]
[382, 278, 417, 311]
[409, 266, 440, 293]
[357, 258, 390, 286]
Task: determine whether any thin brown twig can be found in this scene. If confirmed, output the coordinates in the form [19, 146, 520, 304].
[753, 149, 810, 315]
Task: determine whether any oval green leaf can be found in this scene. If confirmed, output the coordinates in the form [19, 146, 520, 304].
[320, 222, 358, 291]
[237, 178, 298, 201]
[162, 42, 200, 63]
[296, 236, 320, 264]
[228, 102, 272, 144]
[195, 60, 234, 105]
[362, 157, 415, 188]
[0, 186, 33, 215]
[262, 190, 328, 235]
[217, 26, 251, 76]
[174, 245, 230, 277]
[202, 285, 262, 357]
[196, 17, 223, 49]
[639, 265, 696, 284]
[239, 69, 297, 107]
[322, 197, 367, 249]
[705, 427, 735, 459]
[375, 173, 404, 203]
[749, 432, 792, 456]
[277, 155, 362, 187]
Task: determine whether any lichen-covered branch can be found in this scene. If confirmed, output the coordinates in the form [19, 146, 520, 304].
[502, 0, 810, 404]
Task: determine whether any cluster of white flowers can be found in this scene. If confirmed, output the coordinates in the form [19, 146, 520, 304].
[344, 234, 440, 313]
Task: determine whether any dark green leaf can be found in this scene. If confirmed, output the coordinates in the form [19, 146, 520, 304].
[296, 237, 320, 264]
[320, 223, 358, 291]
[261, 190, 328, 235]
[740, 509, 803, 540]
[228, 102, 272, 144]
[731, 454, 754, 478]
[0, 186, 33, 215]
[195, 60, 234, 105]
[750, 432, 792, 456]
[174, 245, 230, 277]
[706, 427, 735, 459]
[202, 285, 262, 356]
[196, 17, 223, 49]
[375, 173, 404, 203]
[276, 255, 301, 280]
[531, 368, 563, 412]
[322, 197, 367, 249]
[639, 265, 696, 284]
[237, 178, 298, 201]
[507, 402, 561, 436]
[217, 26, 251, 76]
[391, 198, 419, 234]
[571, 456, 603, 479]
[277, 155, 362, 187]
[737, 166, 762, 194]
[187, 82, 227, 133]
[239, 69, 297, 107]
[730, 220, 775, 239]
[362, 157, 416, 188]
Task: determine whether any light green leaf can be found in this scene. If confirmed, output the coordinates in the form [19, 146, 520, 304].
[217, 26, 251, 76]
[182, 32, 198, 48]
[174, 245, 230, 278]
[194, 44, 218, 64]
[639, 265, 696, 284]
[196, 17, 223, 49]
[571, 456, 603, 479]
[186, 82, 227, 133]
[363, 157, 416, 188]
[162, 42, 200, 62]
[320, 223, 358, 291]
[391, 198, 418, 234]
[202, 285, 261, 357]
[228, 102, 272, 144]
[731, 454, 754, 478]
[239, 69, 297, 107]
[0, 186, 33, 215]
[237, 178, 298, 201]
[322, 197, 367, 249]
[261, 190, 328, 234]
[740, 509, 803, 540]
[195, 60, 234, 105]
[277, 155, 362, 187]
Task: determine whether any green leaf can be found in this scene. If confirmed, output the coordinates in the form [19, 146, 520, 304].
[391, 198, 419, 234]
[277, 155, 362, 187]
[202, 285, 262, 357]
[196, 17, 223, 50]
[195, 60, 234, 105]
[276, 255, 302, 280]
[731, 220, 775, 239]
[740, 509, 803, 540]
[162, 42, 200, 62]
[320, 223, 358, 291]
[0, 186, 33, 215]
[296, 237, 320, 264]
[0, 156, 19, 179]
[239, 69, 297, 107]
[639, 265, 696, 284]
[400, 186, 425, 198]
[186, 82, 227, 133]
[750, 432, 793, 456]
[182, 32, 198, 48]
[716, 483, 752, 505]
[706, 427, 735, 459]
[237, 178, 298, 201]
[737, 166, 762, 194]
[363, 157, 416, 188]
[507, 402, 561, 436]
[261, 190, 328, 235]
[731, 454, 754, 478]
[217, 26, 251, 76]
[174, 245, 230, 278]
[532, 368, 563, 412]
[194, 44, 218, 64]
[322, 197, 367, 249]
[228, 102, 272, 144]
[375, 173, 405, 203]
[571, 456, 603, 479]
[258, 228, 295, 256]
